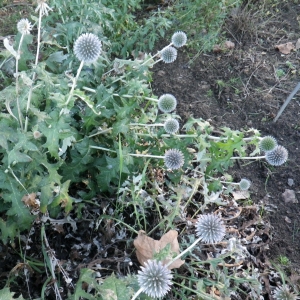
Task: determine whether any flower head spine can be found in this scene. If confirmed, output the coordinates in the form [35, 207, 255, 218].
[164, 119, 179, 134]
[265, 145, 288, 166]
[239, 178, 251, 191]
[158, 94, 177, 113]
[195, 214, 226, 244]
[137, 260, 173, 298]
[164, 149, 184, 170]
[74, 33, 102, 63]
[259, 136, 277, 152]
[171, 31, 187, 48]
[35, 0, 53, 16]
[160, 46, 177, 63]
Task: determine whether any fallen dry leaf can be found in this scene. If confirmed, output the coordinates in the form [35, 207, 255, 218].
[232, 190, 250, 200]
[282, 189, 298, 203]
[224, 40, 235, 49]
[133, 230, 184, 269]
[22, 193, 40, 209]
[275, 42, 295, 54]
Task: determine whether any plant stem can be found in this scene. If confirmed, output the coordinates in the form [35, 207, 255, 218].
[230, 155, 265, 160]
[90, 145, 164, 159]
[60, 60, 84, 116]
[24, 7, 43, 132]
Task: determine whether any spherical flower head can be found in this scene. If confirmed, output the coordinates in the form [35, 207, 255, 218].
[35, 0, 52, 16]
[259, 136, 277, 152]
[273, 286, 299, 300]
[137, 260, 173, 298]
[172, 31, 187, 48]
[265, 145, 288, 166]
[17, 19, 33, 35]
[239, 178, 251, 191]
[160, 46, 177, 63]
[195, 214, 226, 244]
[164, 118, 179, 134]
[164, 149, 184, 170]
[74, 33, 102, 63]
[158, 94, 177, 113]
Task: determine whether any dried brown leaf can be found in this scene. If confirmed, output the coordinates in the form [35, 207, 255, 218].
[232, 190, 250, 200]
[224, 40, 235, 49]
[275, 42, 295, 54]
[134, 230, 184, 269]
[22, 193, 40, 209]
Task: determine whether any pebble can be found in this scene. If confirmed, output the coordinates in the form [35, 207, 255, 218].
[287, 178, 294, 186]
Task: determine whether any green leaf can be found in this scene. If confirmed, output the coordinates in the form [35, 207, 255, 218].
[8, 149, 32, 165]
[100, 273, 132, 300]
[15, 33, 34, 71]
[0, 218, 18, 244]
[49, 180, 73, 213]
[0, 287, 25, 299]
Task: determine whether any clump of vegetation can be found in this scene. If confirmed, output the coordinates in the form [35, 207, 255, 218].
[0, 0, 297, 299]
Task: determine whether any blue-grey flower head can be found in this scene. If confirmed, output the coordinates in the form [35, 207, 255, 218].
[273, 286, 299, 300]
[17, 19, 33, 35]
[160, 46, 177, 63]
[164, 119, 179, 134]
[158, 94, 177, 113]
[259, 136, 277, 152]
[195, 214, 226, 244]
[239, 178, 251, 191]
[265, 145, 288, 166]
[172, 31, 187, 48]
[164, 149, 184, 170]
[74, 33, 102, 63]
[137, 260, 173, 298]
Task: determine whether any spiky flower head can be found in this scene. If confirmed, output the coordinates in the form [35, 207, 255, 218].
[17, 19, 33, 35]
[265, 145, 288, 166]
[195, 214, 226, 244]
[137, 260, 173, 298]
[158, 94, 177, 113]
[164, 149, 184, 170]
[259, 136, 277, 152]
[172, 31, 187, 48]
[160, 46, 177, 63]
[273, 286, 299, 300]
[74, 33, 102, 63]
[164, 119, 179, 134]
[239, 178, 251, 191]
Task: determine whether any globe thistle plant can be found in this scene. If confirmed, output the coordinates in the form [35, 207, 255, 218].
[164, 149, 184, 170]
[164, 119, 179, 134]
[171, 31, 187, 48]
[273, 286, 299, 300]
[265, 145, 288, 166]
[17, 19, 33, 35]
[158, 94, 177, 113]
[239, 178, 251, 191]
[259, 136, 277, 152]
[74, 33, 102, 63]
[35, 0, 52, 16]
[195, 214, 226, 244]
[136, 260, 173, 299]
[160, 46, 177, 63]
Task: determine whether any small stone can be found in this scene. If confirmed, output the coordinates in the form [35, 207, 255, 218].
[282, 189, 298, 203]
[287, 178, 294, 186]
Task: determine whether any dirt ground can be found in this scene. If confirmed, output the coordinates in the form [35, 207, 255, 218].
[1, 0, 300, 299]
[152, 1, 300, 270]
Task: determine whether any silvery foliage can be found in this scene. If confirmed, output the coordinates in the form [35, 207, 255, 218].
[195, 214, 226, 244]
[265, 145, 288, 166]
[74, 33, 102, 63]
[158, 94, 177, 113]
[164, 149, 184, 170]
[137, 260, 173, 298]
